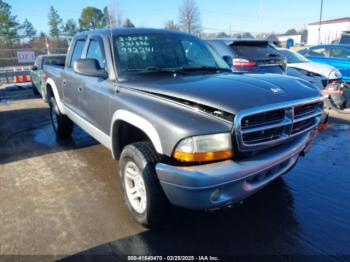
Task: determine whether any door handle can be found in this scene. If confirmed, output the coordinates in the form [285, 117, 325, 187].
[63, 80, 67, 87]
[78, 87, 83, 92]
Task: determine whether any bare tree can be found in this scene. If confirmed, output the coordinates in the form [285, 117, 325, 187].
[164, 20, 179, 31]
[178, 0, 201, 35]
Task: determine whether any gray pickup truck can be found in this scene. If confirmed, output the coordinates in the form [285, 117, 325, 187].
[43, 28, 323, 227]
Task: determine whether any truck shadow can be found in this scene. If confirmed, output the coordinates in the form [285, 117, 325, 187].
[0, 107, 97, 165]
[62, 180, 301, 259]
[0, 84, 36, 103]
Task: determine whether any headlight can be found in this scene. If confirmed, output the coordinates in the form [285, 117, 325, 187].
[173, 133, 233, 162]
[333, 69, 342, 79]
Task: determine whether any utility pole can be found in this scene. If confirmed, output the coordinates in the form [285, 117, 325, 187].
[45, 34, 50, 54]
[318, 0, 324, 44]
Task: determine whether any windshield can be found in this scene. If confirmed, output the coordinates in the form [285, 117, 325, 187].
[279, 49, 309, 63]
[113, 33, 229, 76]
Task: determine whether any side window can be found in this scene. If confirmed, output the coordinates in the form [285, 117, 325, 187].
[69, 40, 86, 67]
[329, 48, 350, 59]
[86, 39, 106, 69]
[308, 47, 327, 57]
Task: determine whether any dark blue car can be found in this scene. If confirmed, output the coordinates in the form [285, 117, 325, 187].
[299, 44, 350, 82]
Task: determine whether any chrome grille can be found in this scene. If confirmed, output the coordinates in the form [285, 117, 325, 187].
[241, 109, 285, 130]
[234, 97, 323, 151]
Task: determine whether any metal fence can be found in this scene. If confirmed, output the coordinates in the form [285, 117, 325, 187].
[0, 48, 67, 84]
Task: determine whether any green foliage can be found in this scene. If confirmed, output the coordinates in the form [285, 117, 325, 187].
[21, 18, 36, 41]
[79, 7, 104, 31]
[123, 18, 135, 28]
[48, 6, 63, 39]
[0, 0, 20, 46]
[285, 28, 298, 35]
[64, 19, 78, 37]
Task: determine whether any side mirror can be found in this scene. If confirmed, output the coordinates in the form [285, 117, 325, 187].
[32, 65, 38, 71]
[222, 55, 233, 67]
[74, 59, 108, 79]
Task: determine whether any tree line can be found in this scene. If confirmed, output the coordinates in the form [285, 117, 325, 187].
[0, 0, 307, 49]
[0, 0, 136, 47]
[0, 0, 205, 48]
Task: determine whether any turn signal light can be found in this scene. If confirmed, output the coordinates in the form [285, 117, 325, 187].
[173, 149, 233, 163]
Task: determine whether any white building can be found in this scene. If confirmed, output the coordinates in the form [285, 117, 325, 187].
[307, 17, 350, 45]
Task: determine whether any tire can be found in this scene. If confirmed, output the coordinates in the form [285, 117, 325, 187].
[328, 97, 350, 114]
[119, 141, 169, 228]
[32, 82, 40, 96]
[49, 96, 73, 138]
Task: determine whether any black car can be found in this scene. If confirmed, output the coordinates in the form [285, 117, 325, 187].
[208, 38, 286, 74]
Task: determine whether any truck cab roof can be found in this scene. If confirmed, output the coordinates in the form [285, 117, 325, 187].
[75, 28, 193, 38]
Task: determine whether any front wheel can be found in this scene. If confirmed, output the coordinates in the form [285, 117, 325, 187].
[327, 96, 350, 114]
[49, 96, 73, 138]
[119, 142, 169, 228]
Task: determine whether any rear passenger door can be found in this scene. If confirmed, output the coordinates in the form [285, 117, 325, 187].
[79, 35, 112, 134]
[62, 37, 87, 115]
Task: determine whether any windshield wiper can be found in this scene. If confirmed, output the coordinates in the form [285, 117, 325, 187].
[266, 53, 280, 58]
[179, 66, 232, 73]
[125, 67, 189, 74]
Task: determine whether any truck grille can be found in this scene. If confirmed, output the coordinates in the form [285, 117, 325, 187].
[234, 98, 323, 151]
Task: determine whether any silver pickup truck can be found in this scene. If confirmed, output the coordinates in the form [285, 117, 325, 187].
[42, 28, 323, 227]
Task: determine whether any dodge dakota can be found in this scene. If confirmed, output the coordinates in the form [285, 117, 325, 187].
[42, 28, 323, 227]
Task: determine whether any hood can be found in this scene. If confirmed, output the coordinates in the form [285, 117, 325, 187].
[287, 62, 341, 79]
[121, 73, 321, 114]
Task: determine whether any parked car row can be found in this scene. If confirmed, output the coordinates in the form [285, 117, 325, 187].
[205, 37, 350, 112]
[207, 39, 286, 74]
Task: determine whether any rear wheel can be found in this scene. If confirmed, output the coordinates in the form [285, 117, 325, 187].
[119, 141, 169, 228]
[49, 96, 73, 138]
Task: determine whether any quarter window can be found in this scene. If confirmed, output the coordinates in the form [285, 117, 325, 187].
[86, 39, 106, 69]
[69, 40, 86, 67]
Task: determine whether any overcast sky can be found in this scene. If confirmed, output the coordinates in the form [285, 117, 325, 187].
[7, 0, 350, 34]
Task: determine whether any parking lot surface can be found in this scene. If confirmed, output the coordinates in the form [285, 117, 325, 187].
[1, 84, 350, 260]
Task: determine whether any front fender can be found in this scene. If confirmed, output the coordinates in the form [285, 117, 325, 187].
[110, 110, 163, 159]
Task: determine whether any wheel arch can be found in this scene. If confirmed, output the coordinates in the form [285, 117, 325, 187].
[110, 110, 163, 160]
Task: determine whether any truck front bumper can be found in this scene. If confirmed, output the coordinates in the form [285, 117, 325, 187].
[156, 130, 316, 210]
